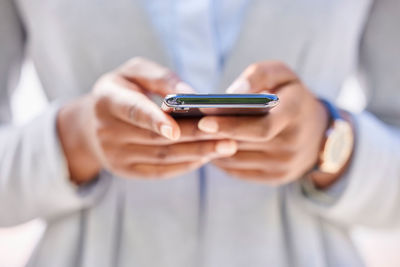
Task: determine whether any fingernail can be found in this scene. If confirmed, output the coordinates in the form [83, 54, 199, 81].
[198, 118, 218, 133]
[175, 82, 195, 93]
[215, 140, 237, 155]
[226, 79, 251, 93]
[160, 124, 174, 140]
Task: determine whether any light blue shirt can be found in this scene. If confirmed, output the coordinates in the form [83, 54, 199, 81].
[143, 0, 249, 92]
[142, 0, 250, 205]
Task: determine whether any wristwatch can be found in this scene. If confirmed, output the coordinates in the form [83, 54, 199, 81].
[312, 99, 355, 175]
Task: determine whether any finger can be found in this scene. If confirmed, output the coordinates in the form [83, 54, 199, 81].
[100, 117, 224, 145]
[237, 141, 270, 151]
[226, 61, 298, 93]
[198, 82, 301, 141]
[237, 139, 290, 152]
[212, 150, 290, 170]
[117, 57, 195, 96]
[120, 140, 237, 165]
[96, 82, 181, 140]
[177, 118, 225, 142]
[125, 160, 207, 179]
[197, 114, 288, 142]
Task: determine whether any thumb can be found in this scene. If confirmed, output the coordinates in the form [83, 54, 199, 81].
[118, 57, 195, 96]
[226, 61, 298, 94]
[226, 78, 252, 93]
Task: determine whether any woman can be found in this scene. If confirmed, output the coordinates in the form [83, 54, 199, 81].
[0, 0, 399, 266]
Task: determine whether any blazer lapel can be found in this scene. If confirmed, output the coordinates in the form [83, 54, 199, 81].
[218, 0, 374, 97]
[217, 0, 312, 92]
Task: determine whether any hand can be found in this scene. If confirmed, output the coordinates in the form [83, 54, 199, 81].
[57, 57, 237, 184]
[198, 61, 333, 187]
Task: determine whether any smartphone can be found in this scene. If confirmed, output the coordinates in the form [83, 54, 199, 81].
[162, 94, 279, 117]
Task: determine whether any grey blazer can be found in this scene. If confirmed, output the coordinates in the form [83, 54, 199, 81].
[1, 0, 400, 266]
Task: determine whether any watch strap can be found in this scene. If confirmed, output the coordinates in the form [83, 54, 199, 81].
[319, 98, 343, 121]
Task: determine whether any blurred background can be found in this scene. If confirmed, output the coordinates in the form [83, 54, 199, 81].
[0, 62, 400, 267]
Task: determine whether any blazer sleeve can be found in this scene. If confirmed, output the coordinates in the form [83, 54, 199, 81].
[0, 0, 110, 227]
[297, 0, 400, 228]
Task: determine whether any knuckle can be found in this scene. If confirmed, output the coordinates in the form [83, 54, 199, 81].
[286, 131, 303, 151]
[149, 129, 162, 139]
[124, 165, 141, 178]
[246, 62, 267, 89]
[250, 171, 266, 181]
[100, 72, 117, 83]
[278, 169, 289, 178]
[271, 60, 287, 69]
[103, 146, 126, 171]
[249, 61, 275, 73]
[149, 166, 163, 178]
[247, 62, 262, 74]
[272, 61, 297, 78]
[191, 124, 203, 138]
[94, 121, 110, 141]
[280, 148, 295, 162]
[157, 71, 178, 88]
[133, 91, 148, 102]
[95, 73, 112, 85]
[119, 57, 150, 77]
[156, 146, 170, 160]
[126, 164, 152, 178]
[126, 56, 147, 67]
[93, 73, 116, 95]
[221, 117, 238, 137]
[285, 155, 298, 171]
[100, 141, 116, 158]
[260, 169, 282, 182]
[198, 142, 213, 156]
[109, 160, 125, 173]
[246, 61, 292, 79]
[94, 95, 111, 118]
[257, 125, 271, 141]
[126, 95, 147, 123]
[261, 60, 287, 73]
[127, 103, 139, 122]
[282, 170, 295, 182]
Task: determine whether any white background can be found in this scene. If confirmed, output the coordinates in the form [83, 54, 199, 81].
[1, 63, 400, 267]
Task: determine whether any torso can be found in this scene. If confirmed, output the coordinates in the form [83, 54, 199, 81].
[17, 0, 372, 266]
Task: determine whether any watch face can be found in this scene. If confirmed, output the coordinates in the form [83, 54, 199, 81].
[320, 120, 354, 174]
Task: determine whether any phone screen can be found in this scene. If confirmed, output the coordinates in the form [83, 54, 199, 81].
[162, 94, 279, 117]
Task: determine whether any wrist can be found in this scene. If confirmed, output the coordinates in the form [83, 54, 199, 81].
[57, 96, 101, 185]
[309, 104, 355, 189]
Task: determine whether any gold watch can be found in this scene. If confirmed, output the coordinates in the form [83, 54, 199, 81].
[314, 99, 354, 175]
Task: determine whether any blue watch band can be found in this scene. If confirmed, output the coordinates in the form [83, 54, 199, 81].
[319, 98, 343, 121]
